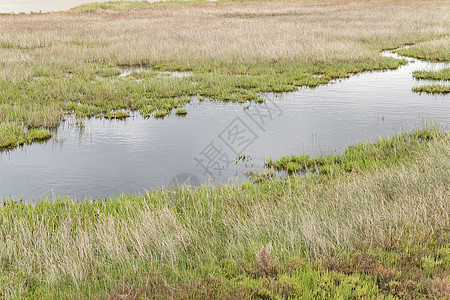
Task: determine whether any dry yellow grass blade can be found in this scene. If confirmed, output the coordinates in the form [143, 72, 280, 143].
[0, 0, 448, 69]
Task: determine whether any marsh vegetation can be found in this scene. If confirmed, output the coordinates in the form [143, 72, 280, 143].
[0, 123, 51, 149]
[1, 0, 449, 149]
[413, 84, 450, 94]
[413, 68, 450, 81]
[1, 0, 450, 298]
[266, 128, 447, 175]
[394, 38, 450, 62]
[1, 129, 449, 298]
[412, 67, 449, 95]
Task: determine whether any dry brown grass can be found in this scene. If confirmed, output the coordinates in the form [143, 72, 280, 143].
[0, 0, 448, 80]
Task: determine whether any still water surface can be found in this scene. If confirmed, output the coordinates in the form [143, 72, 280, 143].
[0, 51, 449, 201]
[0, 0, 121, 13]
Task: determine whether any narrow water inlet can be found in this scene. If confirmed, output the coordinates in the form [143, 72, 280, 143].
[117, 66, 193, 79]
[0, 49, 449, 201]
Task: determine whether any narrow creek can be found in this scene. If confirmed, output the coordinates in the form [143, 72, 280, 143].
[0, 50, 449, 201]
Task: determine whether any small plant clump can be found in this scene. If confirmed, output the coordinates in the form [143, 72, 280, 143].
[175, 108, 187, 116]
[267, 154, 312, 174]
[0, 123, 51, 150]
[412, 84, 450, 94]
[244, 170, 276, 183]
[104, 111, 130, 120]
[153, 110, 168, 119]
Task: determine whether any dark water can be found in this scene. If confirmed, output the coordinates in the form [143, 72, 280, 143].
[0, 51, 449, 201]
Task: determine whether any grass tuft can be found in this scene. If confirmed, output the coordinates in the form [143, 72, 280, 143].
[104, 110, 130, 119]
[0, 123, 51, 150]
[412, 84, 450, 94]
[175, 108, 187, 116]
[413, 68, 450, 81]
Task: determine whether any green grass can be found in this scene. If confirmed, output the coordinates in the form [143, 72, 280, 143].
[413, 68, 450, 81]
[266, 128, 445, 175]
[153, 109, 169, 118]
[0, 57, 407, 148]
[394, 38, 450, 62]
[1, 128, 449, 298]
[175, 108, 187, 116]
[0, 123, 51, 149]
[412, 84, 450, 94]
[1, 2, 449, 297]
[104, 110, 130, 119]
[245, 170, 276, 183]
[1, 0, 447, 147]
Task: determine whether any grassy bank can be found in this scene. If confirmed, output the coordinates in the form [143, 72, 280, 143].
[1, 0, 449, 149]
[265, 128, 446, 174]
[0, 123, 51, 149]
[413, 68, 450, 81]
[395, 37, 450, 62]
[406, 39, 449, 95]
[1, 128, 449, 298]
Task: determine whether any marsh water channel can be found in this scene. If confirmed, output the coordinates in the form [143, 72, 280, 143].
[1, 50, 449, 201]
